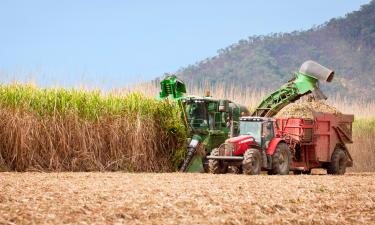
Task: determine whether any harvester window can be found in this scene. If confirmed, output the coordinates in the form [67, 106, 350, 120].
[186, 102, 208, 128]
[208, 102, 216, 111]
[208, 112, 224, 130]
[209, 113, 215, 130]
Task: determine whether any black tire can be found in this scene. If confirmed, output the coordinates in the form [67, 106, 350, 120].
[327, 148, 348, 175]
[293, 170, 310, 175]
[270, 143, 291, 175]
[242, 148, 261, 175]
[208, 148, 227, 174]
[202, 158, 209, 173]
[228, 166, 242, 174]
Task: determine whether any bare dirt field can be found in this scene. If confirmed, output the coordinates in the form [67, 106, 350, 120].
[0, 173, 374, 225]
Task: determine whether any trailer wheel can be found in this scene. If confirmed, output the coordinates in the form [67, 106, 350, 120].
[242, 149, 261, 175]
[328, 148, 347, 175]
[208, 148, 227, 174]
[270, 143, 291, 175]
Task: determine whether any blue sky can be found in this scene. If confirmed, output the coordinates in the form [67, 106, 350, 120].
[0, 0, 371, 88]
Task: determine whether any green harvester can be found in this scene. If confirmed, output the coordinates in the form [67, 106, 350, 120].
[159, 75, 249, 172]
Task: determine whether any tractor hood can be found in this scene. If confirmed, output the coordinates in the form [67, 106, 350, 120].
[226, 135, 254, 144]
[226, 135, 256, 155]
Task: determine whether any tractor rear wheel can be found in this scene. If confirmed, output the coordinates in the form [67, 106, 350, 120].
[327, 148, 347, 175]
[270, 143, 291, 175]
[242, 148, 261, 175]
[208, 148, 228, 174]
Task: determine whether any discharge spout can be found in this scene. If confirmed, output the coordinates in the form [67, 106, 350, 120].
[299, 60, 334, 82]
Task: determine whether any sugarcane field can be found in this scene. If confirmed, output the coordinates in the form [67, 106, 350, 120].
[1, 1, 375, 224]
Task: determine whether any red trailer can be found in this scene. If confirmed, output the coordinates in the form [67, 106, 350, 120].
[276, 113, 354, 174]
[207, 113, 354, 175]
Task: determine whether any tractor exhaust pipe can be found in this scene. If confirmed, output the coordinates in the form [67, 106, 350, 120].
[299, 60, 334, 82]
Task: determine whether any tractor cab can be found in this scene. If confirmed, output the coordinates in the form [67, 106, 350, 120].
[238, 117, 276, 149]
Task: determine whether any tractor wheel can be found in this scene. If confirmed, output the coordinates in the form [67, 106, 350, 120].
[327, 148, 348, 175]
[228, 166, 242, 174]
[242, 148, 261, 175]
[208, 148, 227, 174]
[202, 158, 209, 173]
[293, 170, 311, 175]
[293, 170, 303, 175]
[270, 143, 291, 175]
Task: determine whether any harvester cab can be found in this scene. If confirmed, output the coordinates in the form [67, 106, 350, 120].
[159, 75, 249, 173]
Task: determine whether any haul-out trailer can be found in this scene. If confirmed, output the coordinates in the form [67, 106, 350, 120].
[278, 114, 353, 174]
[207, 113, 354, 175]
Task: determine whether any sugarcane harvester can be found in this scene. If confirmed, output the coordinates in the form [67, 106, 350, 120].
[159, 75, 249, 172]
[207, 60, 354, 175]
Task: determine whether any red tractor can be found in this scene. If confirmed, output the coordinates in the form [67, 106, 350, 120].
[207, 113, 353, 175]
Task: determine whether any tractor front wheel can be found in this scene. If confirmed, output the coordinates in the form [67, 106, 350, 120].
[327, 148, 348, 175]
[208, 148, 228, 174]
[270, 143, 291, 175]
[242, 148, 261, 175]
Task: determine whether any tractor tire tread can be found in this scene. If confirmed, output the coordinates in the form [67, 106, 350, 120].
[208, 148, 227, 174]
[271, 142, 291, 175]
[242, 148, 261, 175]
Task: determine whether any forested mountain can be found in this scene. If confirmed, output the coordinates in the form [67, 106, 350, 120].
[177, 1, 375, 99]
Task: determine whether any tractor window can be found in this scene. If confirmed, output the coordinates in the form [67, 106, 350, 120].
[262, 122, 274, 149]
[262, 122, 274, 142]
[239, 121, 262, 143]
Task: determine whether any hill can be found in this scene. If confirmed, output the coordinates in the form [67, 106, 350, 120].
[176, 1, 375, 99]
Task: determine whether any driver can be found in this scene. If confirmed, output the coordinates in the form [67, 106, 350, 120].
[263, 122, 273, 149]
[262, 122, 273, 168]
[189, 105, 207, 128]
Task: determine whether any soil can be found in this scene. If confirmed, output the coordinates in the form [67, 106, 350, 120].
[0, 172, 374, 224]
